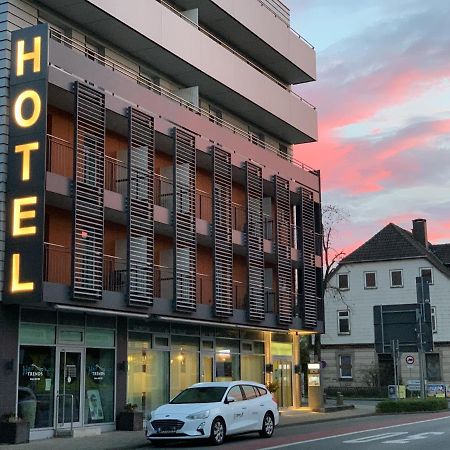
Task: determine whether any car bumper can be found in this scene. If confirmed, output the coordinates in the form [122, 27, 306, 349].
[146, 418, 211, 440]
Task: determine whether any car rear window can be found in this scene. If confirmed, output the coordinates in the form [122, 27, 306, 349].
[170, 387, 227, 404]
[257, 386, 268, 396]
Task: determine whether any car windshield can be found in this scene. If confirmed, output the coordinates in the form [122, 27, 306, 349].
[170, 387, 227, 404]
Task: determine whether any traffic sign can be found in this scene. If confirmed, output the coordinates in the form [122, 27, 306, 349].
[405, 355, 415, 366]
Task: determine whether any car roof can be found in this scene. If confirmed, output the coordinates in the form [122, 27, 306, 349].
[190, 381, 267, 389]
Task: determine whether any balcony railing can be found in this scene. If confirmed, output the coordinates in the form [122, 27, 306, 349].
[263, 215, 274, 240]
[233, 280, 248, 310]
[154, 265, 173, 299]
[154, 174, 173, 210]
[103, 254, 127, 292]
[49, 28, 318, 174]
[197, 273, 213, 305]
[196, 190, 212, 222]
[232, 203, 247, 232]
[105, 156, 128, 195]
[46, 135, 73, 178]
[44, 242, 71, 284]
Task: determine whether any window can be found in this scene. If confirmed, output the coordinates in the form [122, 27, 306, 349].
[420, 268, 433, 284]
[390, 270, 403, 287]
[241, 385, 258, 400]
[364, 271, 377, 289]
[227, 386, 244, 402]
[337, 310, 350, 334]
[338, 273, 349, 290]
[426, 353, 440, 381]
[339, 355, 352, 379]
[431, 306, 437, 333]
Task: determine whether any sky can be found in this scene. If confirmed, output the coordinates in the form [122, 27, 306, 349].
[285, 0, 450, 256]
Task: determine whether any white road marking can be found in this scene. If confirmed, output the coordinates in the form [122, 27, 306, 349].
[343, 432, 408, 443]
[260, 415, 450, 449]
[383, 431, 444, 444]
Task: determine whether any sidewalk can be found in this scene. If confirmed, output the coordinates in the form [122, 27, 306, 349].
[0, 403, 376, 450]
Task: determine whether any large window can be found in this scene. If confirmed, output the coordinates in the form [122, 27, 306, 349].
[431, 306, 437, 333]
[338, 273, 349, 290]
[241, 341, 264, 384]
[216, 338, 240, 382]
[337, 310, 350, 334]
[18, 346, 56, 429]
[364, 271, 377, 289]
[390, 270, 403, 287]
[127, 333, 169, 415]
[339, 355, 352, 379]
[84, 348, 115, 424]
[170, 336, 199, 400]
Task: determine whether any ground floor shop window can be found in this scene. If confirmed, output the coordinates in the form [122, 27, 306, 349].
[170, 336, 199, 399]
[127, 334, 170, 416]
[84, 348, 115, 424]
[18, 346, 55, 429]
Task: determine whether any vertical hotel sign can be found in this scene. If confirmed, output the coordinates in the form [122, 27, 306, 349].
[4, 24, 48, 303]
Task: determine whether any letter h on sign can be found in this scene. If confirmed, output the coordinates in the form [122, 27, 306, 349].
[4, 24, 49, 303]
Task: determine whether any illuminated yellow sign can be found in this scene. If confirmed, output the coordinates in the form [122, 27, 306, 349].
[5, 24, 48, 303]
[16, 36, 41, 76]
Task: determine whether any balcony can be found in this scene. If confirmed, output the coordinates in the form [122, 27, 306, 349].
[197, 273, 213, 305]
[233, 280, 248, 310]
[44, 242, 71, 284]
[155, 174, 173, 210]
[232, 203, 247, 232]
[104, 156, 128, 195]
[154, 265, 174, 299]
[103, 254, 127, 292]
[196, 190, 212, 222]
[46, 135, 73, 178]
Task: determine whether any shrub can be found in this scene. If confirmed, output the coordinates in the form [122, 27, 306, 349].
[376, 397, 448, 413]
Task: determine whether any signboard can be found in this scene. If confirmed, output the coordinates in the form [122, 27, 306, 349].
[308, 363, 320, 387]
[374, 304, 433, 353]
[4, 24, 48, 303]
[406, 380, 421, 392]
[427, 384, 446, 398]
[405, 355, 415, 366]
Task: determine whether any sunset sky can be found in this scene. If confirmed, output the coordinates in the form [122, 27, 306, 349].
[286, 0, 450, 256]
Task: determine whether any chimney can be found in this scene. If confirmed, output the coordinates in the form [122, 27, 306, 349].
[412, 219, 428, 249]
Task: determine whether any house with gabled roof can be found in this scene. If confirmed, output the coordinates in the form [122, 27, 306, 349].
[321, 219, 450, 392]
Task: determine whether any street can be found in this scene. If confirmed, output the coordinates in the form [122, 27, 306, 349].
[139, 411, 450, 450]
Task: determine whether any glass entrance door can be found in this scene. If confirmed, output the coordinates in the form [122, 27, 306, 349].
[273, 359, 293, 407]
[56, 349, 83, 428]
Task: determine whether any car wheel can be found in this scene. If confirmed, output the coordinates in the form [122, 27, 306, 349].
[259, 412, 274, 438]
[210, 417, 226, 445]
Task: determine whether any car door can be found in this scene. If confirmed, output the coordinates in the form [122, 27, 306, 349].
[241, 385, 261, 430]
[222, 385, 246, 434]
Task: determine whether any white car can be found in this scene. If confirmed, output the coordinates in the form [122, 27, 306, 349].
[146, 381, 279, 445]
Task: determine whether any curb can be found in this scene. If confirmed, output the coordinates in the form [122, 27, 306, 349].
[278, 411, 376, 428]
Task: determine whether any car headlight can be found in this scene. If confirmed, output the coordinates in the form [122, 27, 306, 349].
[186, 410, 210, 420]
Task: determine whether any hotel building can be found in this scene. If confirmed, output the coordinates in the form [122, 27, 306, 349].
[0, 0, 322, 439]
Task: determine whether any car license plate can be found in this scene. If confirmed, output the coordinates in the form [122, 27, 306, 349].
[157, 428, 177, 434]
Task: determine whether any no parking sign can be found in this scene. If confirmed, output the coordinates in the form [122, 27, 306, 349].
[405, 355, 415, 367]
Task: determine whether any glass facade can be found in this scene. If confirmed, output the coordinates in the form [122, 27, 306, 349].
[17, 311, 116, 429]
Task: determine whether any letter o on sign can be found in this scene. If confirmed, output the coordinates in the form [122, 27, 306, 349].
[14, 89, 41, 128]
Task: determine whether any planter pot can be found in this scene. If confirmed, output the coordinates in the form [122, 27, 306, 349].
[0, 422, 30, 444]
[117, 411, 143, 431]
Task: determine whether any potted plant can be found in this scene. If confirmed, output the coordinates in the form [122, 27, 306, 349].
[0, 414, 30, 444]
[266, 381, 279, 394]
[117, 403, 143, 431]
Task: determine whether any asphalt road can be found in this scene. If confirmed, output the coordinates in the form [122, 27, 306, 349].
[139, 410, 450, 450]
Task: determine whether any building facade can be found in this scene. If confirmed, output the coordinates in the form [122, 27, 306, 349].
[322, 219, 450, 394]
[0, 0, 322, 439]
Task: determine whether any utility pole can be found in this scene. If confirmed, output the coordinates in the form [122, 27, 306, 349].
[391, 339, 400, 399]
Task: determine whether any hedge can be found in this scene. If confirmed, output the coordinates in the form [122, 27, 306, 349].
[376, 397, 448, 413]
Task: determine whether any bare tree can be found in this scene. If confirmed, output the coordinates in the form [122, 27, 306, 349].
[314, 204, 349, 360]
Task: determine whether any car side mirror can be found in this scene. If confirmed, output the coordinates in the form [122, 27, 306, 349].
[225, 396, 236, 404]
